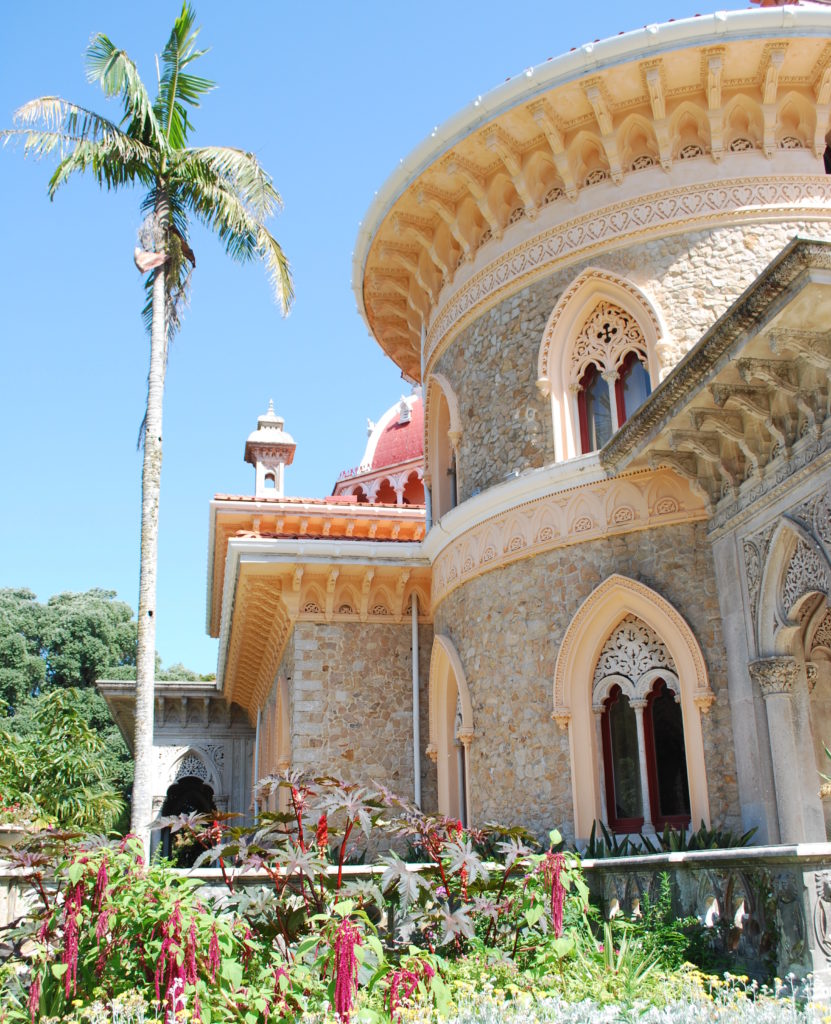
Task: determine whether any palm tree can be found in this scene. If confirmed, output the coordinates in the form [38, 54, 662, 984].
[2, 4, 293, 848]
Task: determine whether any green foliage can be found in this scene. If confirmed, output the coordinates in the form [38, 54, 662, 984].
[640, 821, 758, 854]
[0, 589, 47, 706]
[0, 688, 125, 830]
[579, 820, 640, 859]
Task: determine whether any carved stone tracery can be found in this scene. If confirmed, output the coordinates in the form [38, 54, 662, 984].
[592, 614, 678, 708]
[571, 300, 648, 386]
[174, 754, 210, 783]
[783, 539, 829, 616]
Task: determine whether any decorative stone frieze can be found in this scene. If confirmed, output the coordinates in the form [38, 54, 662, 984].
[748, 656, 799, 697]
[424, 178, 831, 376]
[432, 468, 704, 609]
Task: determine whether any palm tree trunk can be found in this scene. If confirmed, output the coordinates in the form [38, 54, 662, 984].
[131, 208, 168, 852]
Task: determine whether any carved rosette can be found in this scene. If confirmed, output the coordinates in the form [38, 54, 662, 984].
[748, 656, 798, 697]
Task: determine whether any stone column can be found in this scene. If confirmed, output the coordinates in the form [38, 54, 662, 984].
[602, 370, 620, 432]
[749, 656, 804, 843]
[592, 709, 608, 824]
[631, 700, 653, 831]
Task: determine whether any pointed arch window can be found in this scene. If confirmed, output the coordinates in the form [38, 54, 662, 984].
[570, 301, 651, 454]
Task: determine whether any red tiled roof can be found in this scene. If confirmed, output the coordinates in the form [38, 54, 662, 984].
[371, 397, 423, 470]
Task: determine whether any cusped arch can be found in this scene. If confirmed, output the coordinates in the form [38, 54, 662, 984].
[758, 517, 831, 656]
[552, 574, 713, 839]
[169, 747, 220, 795]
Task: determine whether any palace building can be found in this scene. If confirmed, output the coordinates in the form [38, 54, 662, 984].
[102, 3, 831, 856]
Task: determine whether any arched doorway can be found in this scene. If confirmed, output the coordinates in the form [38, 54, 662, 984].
[159, 776, 216, 866]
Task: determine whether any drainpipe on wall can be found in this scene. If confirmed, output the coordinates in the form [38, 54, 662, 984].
[412, 592, 421, 809]
[253, 708, 261, 818]
[421, 322, 432, 532]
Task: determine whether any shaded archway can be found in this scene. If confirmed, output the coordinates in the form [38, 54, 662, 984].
[159, 776, 216, 866]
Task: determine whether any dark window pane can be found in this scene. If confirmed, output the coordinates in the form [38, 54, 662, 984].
[586, 368, 612, 450]
[621, 357, 651, 422]
[650, 685, 690, 819]
[608, 695, 642, 820]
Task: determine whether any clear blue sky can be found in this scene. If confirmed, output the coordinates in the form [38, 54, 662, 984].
[0, 0, 728, 673]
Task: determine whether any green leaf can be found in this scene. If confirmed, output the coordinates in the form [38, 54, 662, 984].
[524, 904, 544, 928]
[67, 860, 85, 885]
[221, 958, 243, 990]
[333, 899, 355, 917]
[51, 963, 68, 979]
[549, 828, 562, 846]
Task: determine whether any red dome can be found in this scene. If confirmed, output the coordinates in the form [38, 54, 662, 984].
[371, 396, 423, 470]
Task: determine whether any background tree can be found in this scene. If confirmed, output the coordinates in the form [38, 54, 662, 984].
[0, 688, 125, 831]
[3, 4, 292, 846]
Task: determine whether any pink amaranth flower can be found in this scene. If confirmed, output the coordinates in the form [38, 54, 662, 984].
[542, 851, 566, 938]
[186, 918, 199, 985]
[93, 857, 109, 909]
[334, 919, 362, 1023]
[208, 924, 221, 983]
[61, 880, 84, 997]
[28, 971, 41, 1024]
[388, 960, 435, 1021]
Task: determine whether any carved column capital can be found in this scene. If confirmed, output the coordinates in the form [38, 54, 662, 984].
[447, 429, 462, 449]
[693, 692, 717, 713]
[551, 710, 571, 730]
[748, 656, 798, 697]
[276, 758, 292, 773]
[536, 376, 551, 398]
[457, 729, 474, 748]
[425, 743, 438, 764]
[806, 662, 819, 694]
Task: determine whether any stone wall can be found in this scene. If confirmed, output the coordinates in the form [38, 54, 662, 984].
[274, 621, 436, 811]
[434, 220, 831, 502]
[433, 521, 739, 842]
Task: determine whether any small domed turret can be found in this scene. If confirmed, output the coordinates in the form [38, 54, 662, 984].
[244, 400, 296, 497]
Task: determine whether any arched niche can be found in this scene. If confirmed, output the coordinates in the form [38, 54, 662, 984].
[424, 373, 462, 519]
[536, 268, 667, 461]
[757, 518, 831, 657]
[552, 574, 713, 840]
[427, 634, 474, 824]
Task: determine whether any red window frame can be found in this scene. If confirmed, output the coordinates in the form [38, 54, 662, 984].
[642, 680, 691, 831]
[600, 686, 644, 834]
[602, 678, 691, 834]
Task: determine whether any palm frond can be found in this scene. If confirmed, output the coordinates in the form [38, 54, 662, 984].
[257, 226, 294, 314]
[47, 139, 154, 197]
[156, 2, 214, 149]
[85, 34, 160, 144]
[185, 146, 282, 221]
[3, 99, 154, 171]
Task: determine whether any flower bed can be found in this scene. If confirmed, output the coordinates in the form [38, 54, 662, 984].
[0, 775, 828, 1023]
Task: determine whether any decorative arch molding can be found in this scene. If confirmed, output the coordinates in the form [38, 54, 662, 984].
[758, 517, 831, 656]
[552, 573, 713, 839]
[169, 748, 221, 795]
[535, 268, 667, 460]
[424, 372, 462, 480]
[427, 633, 474, 822]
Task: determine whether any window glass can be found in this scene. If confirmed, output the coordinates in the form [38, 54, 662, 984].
[607, 692, 642, 821]
[621, 356, 651, 422]
[584, 365, 612, 451]
[649, 682, 690, 820]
